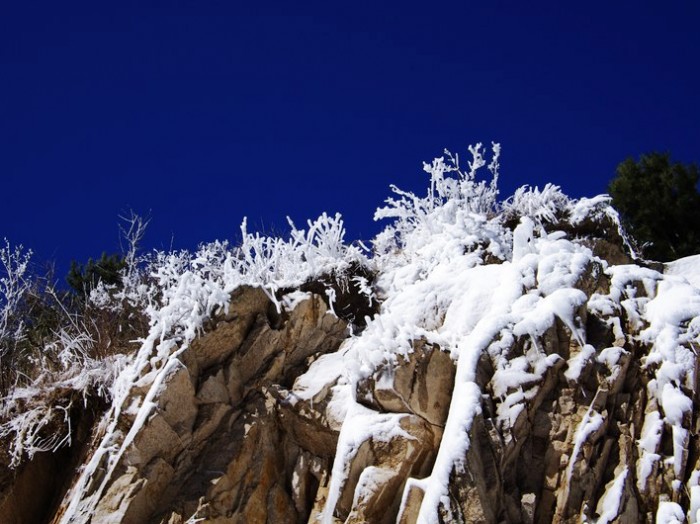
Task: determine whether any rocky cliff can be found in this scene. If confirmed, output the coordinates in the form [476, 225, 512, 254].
[2, 145, 700, 523]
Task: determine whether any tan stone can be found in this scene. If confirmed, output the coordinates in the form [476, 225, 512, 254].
[331, 413, 436, 523]
[358, 340, 456, 426]
[17, 252, 700, 524]
[396, 481, 425, 524]
[195, 369, 229, 405]
[190, 286, 271, 369]
[156, 365, 197, 436]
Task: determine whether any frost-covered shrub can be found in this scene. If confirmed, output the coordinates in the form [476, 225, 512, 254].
[374, 143, 509, 262]
[501, 183, 571, 226]
[237, 212, 366, 288]
[372, 142, 638, 270]
[375, 143, 501, 234]
[0, 351, 127, 468]
[2, 211, 369, 469]
[0, 240, 31, 346]
[0, 240, 132, 467]
[0, 243, 74, 391]
[0, 239, 32, 390]
[90, 212, 368, 348]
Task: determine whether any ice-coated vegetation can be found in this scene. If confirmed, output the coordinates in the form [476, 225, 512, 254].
[2, 142, 698, 523]
[373, 143, 506, 261]
[0, 142, 610, 465]
[0, 210, 367, 468]
[0, 240, 32, 375]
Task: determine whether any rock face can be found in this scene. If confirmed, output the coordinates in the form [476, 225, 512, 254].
[2, 227, 700, 523]
[311, 244, 700, 524]
[24, 286, 351, 524]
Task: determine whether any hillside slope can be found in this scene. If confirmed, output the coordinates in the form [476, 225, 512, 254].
[1, 144, 699, 524]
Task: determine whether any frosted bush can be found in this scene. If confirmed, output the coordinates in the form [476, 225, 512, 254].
[0, 239, 32, 355]
[375, 143, 500, 231]
[502, 183, 571, 224]
[90, 212, 368, 348]
[374, 143, 508, 261]
[0, 401, 72, 468]
[237, 212, 365, 287]
[0, 351, 127, 468]
[2, 211, 369, 469]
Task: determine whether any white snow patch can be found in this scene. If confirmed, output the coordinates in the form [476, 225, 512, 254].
[565, 344, 596, 381]
[512, 217, 536, 261]
[662, 384, 693, 426]
[513, 288, 587, 340]
[637, 410, 663, 492]
[567, 407, 604, 486]
[351, 466, 396, 508]
[690, 483, 700, 524]
[292, 351, 347, 403]
[281, 290, 313, 311]
[656, 501, 685, 524]
[595, 467, 628, 524]
[321, 404, 415, 524]
[666, 254, 700, 289]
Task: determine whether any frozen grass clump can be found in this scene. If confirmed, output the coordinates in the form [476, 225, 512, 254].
[1, 211, 369, 469]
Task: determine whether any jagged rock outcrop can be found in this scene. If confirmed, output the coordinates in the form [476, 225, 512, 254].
[3, 230, 700, 524]
[53, 286, 354, 524]
[2, 151, 700, 523]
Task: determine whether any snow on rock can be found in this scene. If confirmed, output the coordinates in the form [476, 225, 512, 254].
[690, 482, 700, 524]
[2, 144, 700, 524]
[666, 253, 700, 289]
[637, 410, 664, 491]
[594, 466, 628, 524]
[512, 216, 536, 260]
[657, 501, 686, 524]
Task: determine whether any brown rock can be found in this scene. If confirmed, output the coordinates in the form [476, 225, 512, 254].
[357, 340, 456, 426]
[331, 413, 437, 523]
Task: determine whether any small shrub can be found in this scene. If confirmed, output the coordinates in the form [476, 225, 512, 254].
[66, 253, 126, 295]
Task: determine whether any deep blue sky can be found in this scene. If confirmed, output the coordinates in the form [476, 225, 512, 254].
[2, 2, 699, 278]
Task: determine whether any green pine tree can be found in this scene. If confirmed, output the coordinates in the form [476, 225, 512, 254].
[609, 152, 700, 262]
[66, 252, 126, 295]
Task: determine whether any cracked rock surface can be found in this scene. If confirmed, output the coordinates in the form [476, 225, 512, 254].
[2, 225, 700, 524]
